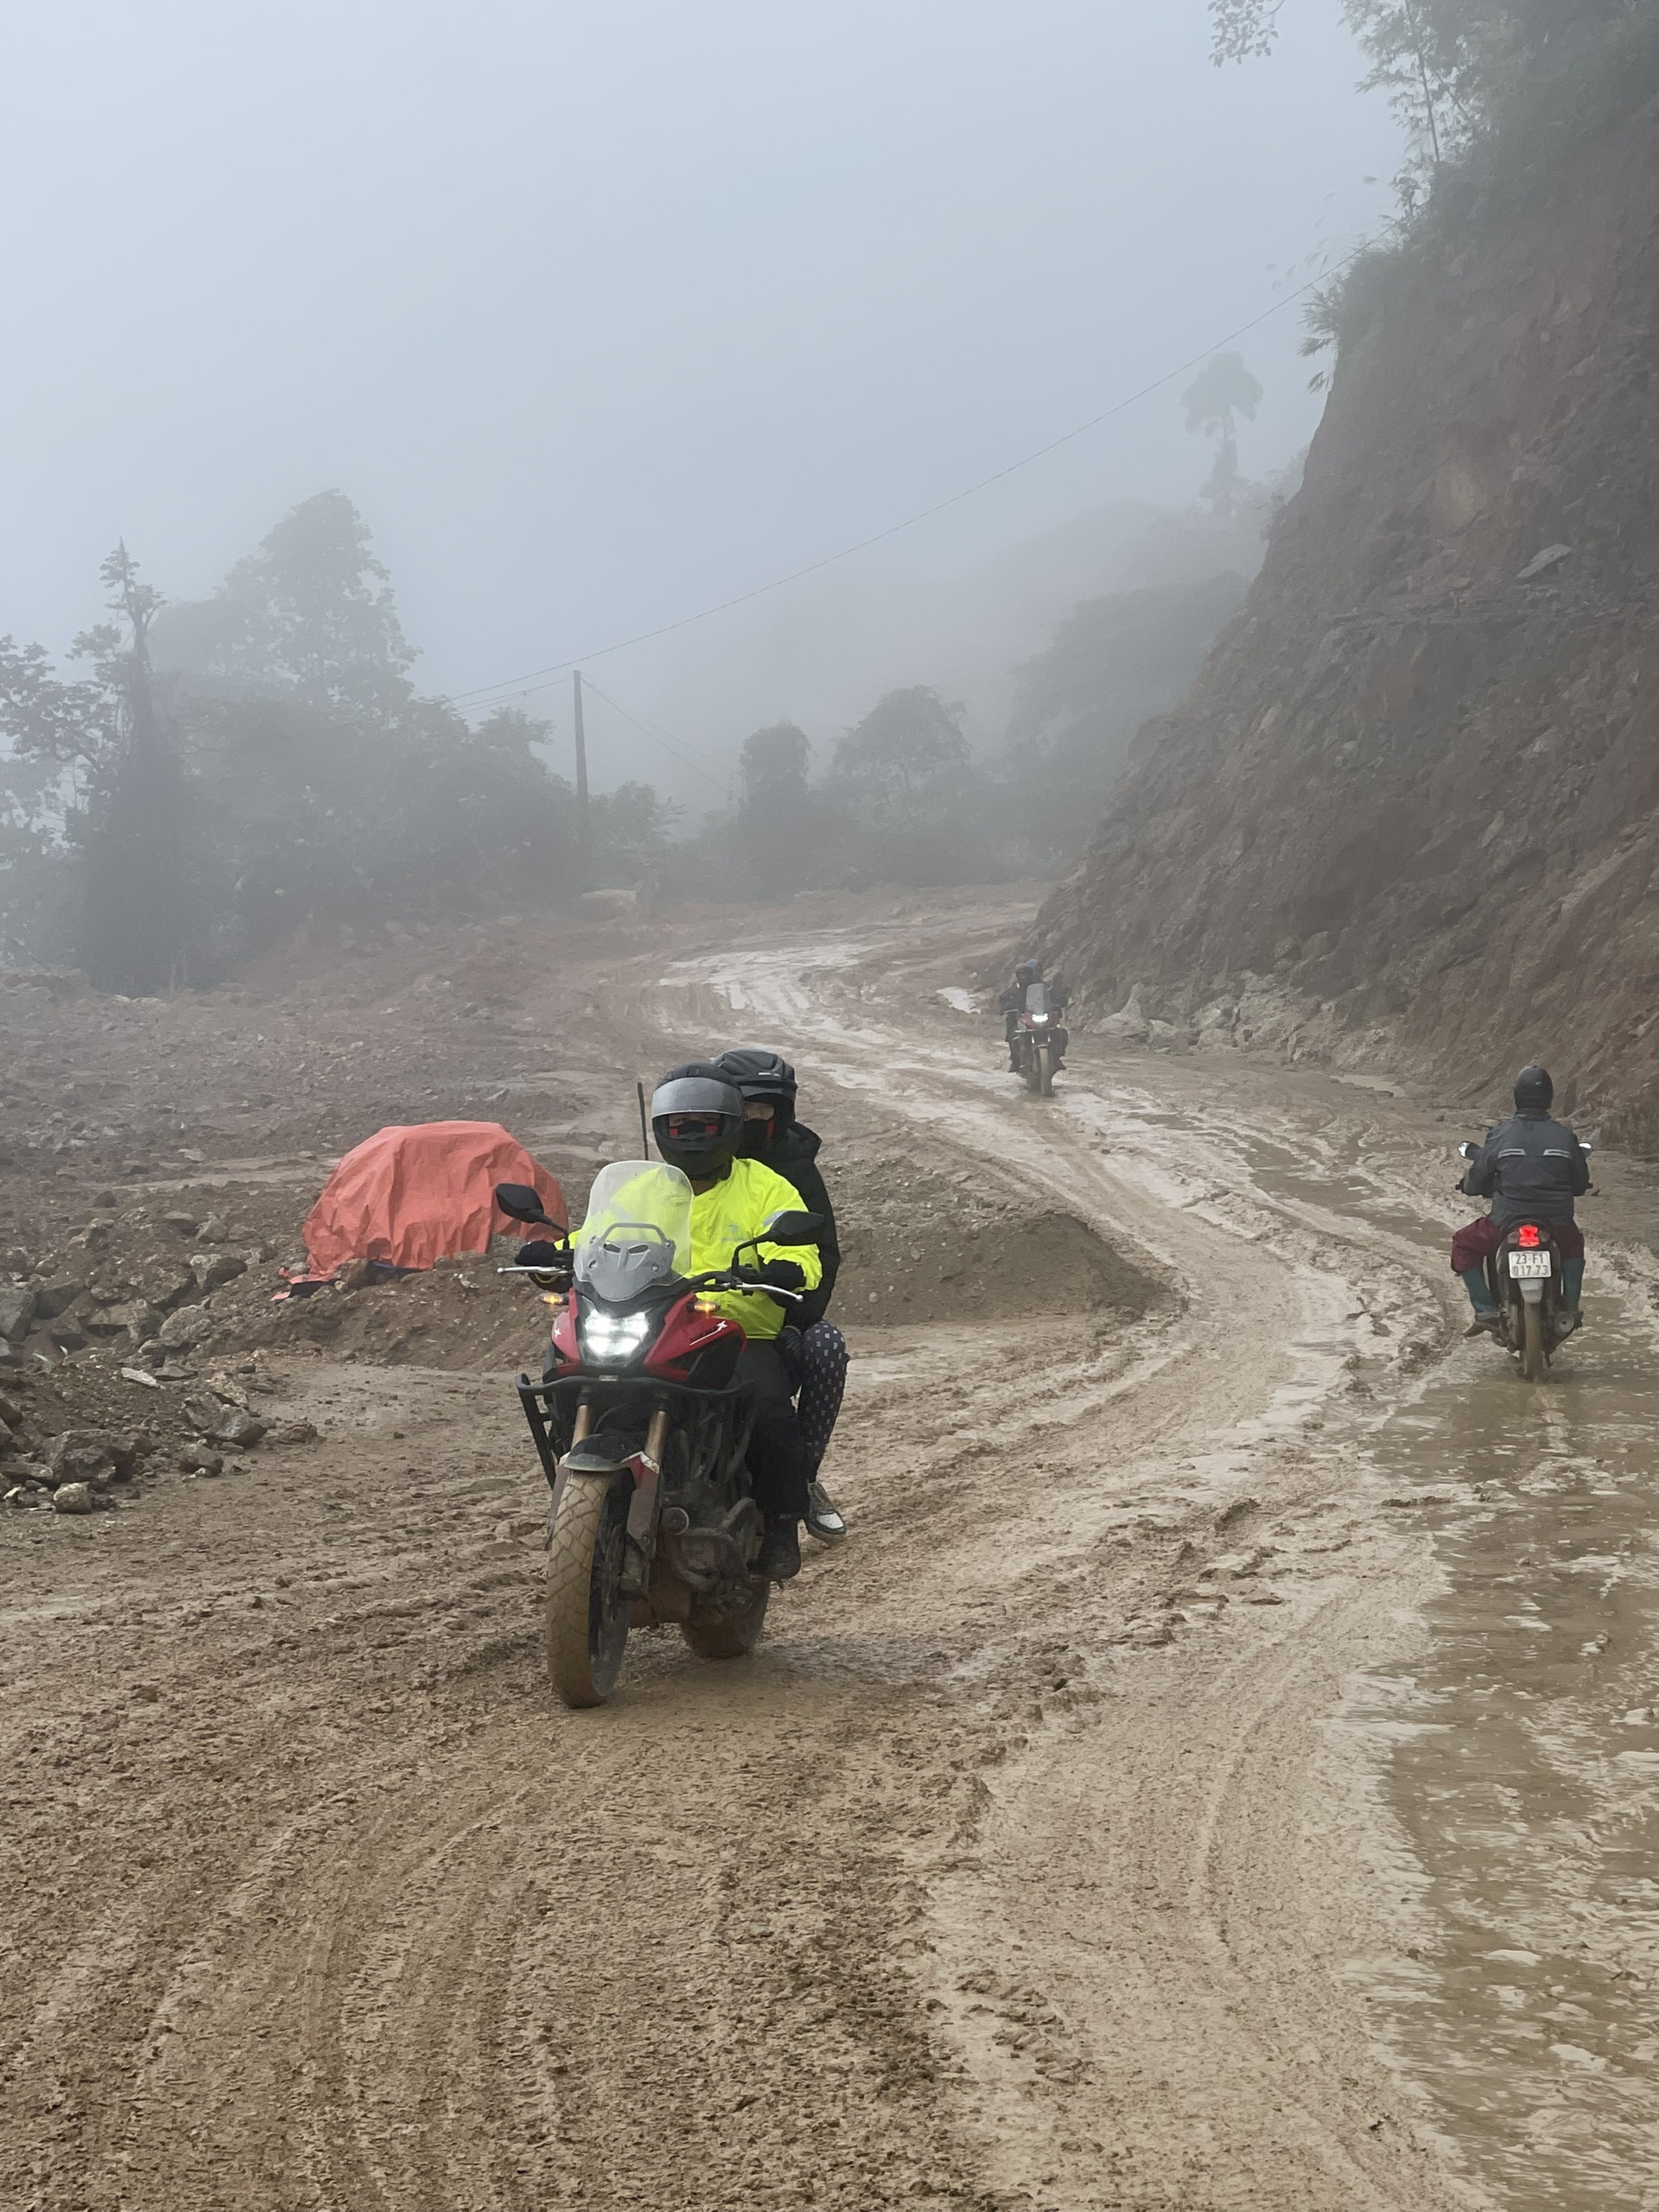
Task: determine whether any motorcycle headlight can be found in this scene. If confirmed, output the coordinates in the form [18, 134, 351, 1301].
[1031, 1014, 1049, 1024]
[578, 1310, 654, 1366]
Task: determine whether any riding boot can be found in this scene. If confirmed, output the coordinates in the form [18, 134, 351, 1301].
[1562, 1255, 1586, 1328]
[1459, 1266, 1501, 1334]
[756, 1516, 802, 1581]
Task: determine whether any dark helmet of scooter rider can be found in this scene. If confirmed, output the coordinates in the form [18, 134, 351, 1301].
[650, 1062, 746, 1179]
[1015, 957, 1044, 986]
[714, 1047, 797, 1122]
[1513, 1064, 1554, 1114]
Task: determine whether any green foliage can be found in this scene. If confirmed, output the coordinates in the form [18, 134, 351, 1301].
[1215, 2, 1659, 353]
[1, 497, 672, 982]
[738, 721, 812, 825]
[828, 687, 971, 826]
[1182, 353, 1264, 515]
[154, 489, 416, 718]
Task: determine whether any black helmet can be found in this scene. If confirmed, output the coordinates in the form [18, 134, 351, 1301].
[651, 1062, 745, 1179]
[1514, 1064, 1554, 1113]
[713, 1047, 798, 1116]
[1016, 957, 1044, 985]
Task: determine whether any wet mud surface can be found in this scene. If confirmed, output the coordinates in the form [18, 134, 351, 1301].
[5, 885, 1659, 2209]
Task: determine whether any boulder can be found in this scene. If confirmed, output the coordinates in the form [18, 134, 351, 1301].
[179, 1444, 225, 1476]
[33, 1275, 90, 1320]
[191, 1252, 246, 1293]
[0, 1287, 38, 1343]
[1095, 987, 1151, 1044]
[211, 1408, 266, 1449]
[47, 1428, 138, 1480]
[143, 1266, 200, 1313]
[267, 1418, 320, 1446]
[159, 1304, 216, 1352]
[51, 1482, 97, 1514]
[578, 887, 639, 919]
[46, 1436, 117, 1489]
[113, 1301, 165, 1344]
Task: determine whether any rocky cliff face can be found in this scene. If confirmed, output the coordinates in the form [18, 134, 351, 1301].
[1041, 99, 1659, 1143]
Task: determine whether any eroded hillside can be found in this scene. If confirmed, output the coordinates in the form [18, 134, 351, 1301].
[1041, 96, 1659, 1143]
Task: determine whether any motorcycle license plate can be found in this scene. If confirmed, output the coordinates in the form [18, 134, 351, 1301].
[1508, 1249, 1552, 1280]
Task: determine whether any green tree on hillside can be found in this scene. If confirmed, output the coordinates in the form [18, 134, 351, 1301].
[71, 547, 192, 991]
[1183, 353, 1263, 515]
[154, 488, 416, 717]
[828, 687, 969, 828]
[737, 721, 812, 826]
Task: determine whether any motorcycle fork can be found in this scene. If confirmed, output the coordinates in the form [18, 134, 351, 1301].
[620, 1406, 671, 1598]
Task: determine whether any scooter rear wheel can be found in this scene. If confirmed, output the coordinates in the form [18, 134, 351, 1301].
[1521, 1300, 1546, 1384]
[545, 1471, 632, 1707]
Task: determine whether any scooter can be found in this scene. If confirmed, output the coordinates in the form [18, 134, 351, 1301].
[1455, 1140, 1592, 1382]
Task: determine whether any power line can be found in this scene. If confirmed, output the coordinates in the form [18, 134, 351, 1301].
[446, 226, 1393, 715]
[579, 677, 727, 789]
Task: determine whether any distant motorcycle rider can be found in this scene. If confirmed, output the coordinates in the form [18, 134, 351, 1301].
[714, 1047, 849, 1547]
[1452, 1065, 1591, 1334]
[1000, 957, 1070, 1071]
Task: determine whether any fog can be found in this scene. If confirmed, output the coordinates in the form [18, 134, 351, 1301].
[3, 3, 1401, 801]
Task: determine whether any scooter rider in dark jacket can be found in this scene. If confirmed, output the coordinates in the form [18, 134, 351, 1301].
[1452, 1064, 1592, 1332]
[715, 1047, 850, 1546]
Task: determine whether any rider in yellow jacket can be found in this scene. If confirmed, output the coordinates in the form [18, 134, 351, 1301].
[651, 1064, 821, 1580]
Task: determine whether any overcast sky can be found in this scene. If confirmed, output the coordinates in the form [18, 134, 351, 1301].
[3, 2, 1400, 790]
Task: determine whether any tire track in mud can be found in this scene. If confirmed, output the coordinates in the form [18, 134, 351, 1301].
[674, 934, 1479, 2209]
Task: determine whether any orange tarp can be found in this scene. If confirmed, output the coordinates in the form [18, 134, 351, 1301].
[301, 1121, 566, 1280]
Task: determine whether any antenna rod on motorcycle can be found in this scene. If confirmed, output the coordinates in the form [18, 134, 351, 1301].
[637, 1078, 651, 1159]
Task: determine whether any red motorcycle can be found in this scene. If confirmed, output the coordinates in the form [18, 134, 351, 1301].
[495, 1163, 820, 1707]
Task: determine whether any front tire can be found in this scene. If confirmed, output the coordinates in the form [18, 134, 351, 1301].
[1036, 1045, 1053, 1097]
[545, 1472, 632, 1707]
[1521, 1300, 1546, 1383]
[681, 1580, 770, 1662]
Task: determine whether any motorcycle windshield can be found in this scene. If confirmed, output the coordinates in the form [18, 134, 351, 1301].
[1026, 982, 1050, 1015]
[575, 1160, 695, 1301]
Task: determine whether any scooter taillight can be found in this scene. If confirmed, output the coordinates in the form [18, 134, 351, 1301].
[1517, 1224, 1541, 1249]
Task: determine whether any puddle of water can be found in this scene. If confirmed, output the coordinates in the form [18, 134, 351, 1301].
[1352, 1306, 1659, 2206]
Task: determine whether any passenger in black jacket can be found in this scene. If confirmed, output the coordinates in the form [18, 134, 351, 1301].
[1452, 1065, 1591, 1330]
[715, 1048, 849, 1544]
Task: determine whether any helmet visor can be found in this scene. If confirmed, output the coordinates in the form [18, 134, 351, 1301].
[661, 1111, 728, 1145]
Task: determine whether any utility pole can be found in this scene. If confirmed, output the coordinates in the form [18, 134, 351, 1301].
[572, 669, 593, 887]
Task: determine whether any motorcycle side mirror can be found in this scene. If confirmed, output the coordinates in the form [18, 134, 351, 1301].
[495, 1180, 552, 1225]
[1456, 1142, 1478, 1161]
[760, 1209, 823, 1246]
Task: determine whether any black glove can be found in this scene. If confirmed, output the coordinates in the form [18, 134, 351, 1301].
[517, 1239, 571, 1276]
[753, 1258, 806, 1293]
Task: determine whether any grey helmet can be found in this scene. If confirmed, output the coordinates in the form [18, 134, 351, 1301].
[1513, 1065, 1554, 1113]
[651, 1062, 745, 1179]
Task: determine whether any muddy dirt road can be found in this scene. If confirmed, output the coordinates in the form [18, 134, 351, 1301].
[5, 890, 1658, 2211]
